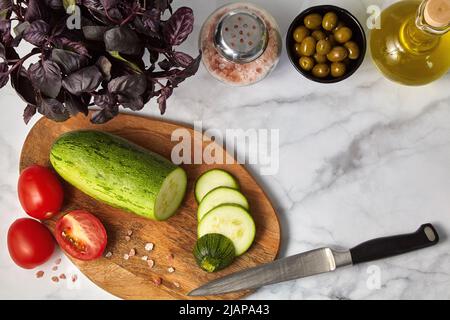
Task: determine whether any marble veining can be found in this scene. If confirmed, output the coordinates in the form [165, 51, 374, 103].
[1, 0, 449, 299]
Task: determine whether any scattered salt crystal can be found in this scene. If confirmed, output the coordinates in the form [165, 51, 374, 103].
[129, 248, 136, 257]
[147, 259, 154, 268]
[145, 243, 154, 251]
[127, 230, 133, 236]
[59, 274, 66, 280]
[36, 271, 44, 278]
[141, 256, 148, 261]
[51, 276, 59, 283]
[167, 267, 175, 273]
[125, 236, 131, 242]
[153, 277, 162, 286]
[123, 254, 130, 260]
[173, 282, 180, 288]
[71, 274, 78, 283]
[55, 258, 62, 265]
[105, 251, 113, 258]
[52, 266, 58, 271]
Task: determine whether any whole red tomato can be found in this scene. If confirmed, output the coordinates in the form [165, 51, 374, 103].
[7, 218, 55, 269]
[18, 165, 64, 220]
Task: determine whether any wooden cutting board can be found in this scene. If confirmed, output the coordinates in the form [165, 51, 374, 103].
[19, 112, 281, 300]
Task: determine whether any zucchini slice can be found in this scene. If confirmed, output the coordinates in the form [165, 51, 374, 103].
[197, 187, 249, 221]
[194, 169, 239, 203]
[198, 204, 255, 256]
[193, 233, 236, 272]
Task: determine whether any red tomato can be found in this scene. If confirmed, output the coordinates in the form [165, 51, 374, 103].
[18, 165, 64, 220]
[55, 210, 107, 261]
[8, 218, 55, 269]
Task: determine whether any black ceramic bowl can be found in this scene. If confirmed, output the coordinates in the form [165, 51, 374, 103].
[286, 5, 367, 83]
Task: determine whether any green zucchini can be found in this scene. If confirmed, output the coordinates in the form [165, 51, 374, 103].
[198, 204, 256, 256]
[197, 187, 249, 222]
[195, 169, 239, 203]
[193, 233, 235, 272]
[50, 130, 187, 221]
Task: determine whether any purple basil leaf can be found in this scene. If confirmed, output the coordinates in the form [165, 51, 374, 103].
[148, 0, 173, 12]
[23, 104, 37, 124]
[0, 62, 8, 88]
[28, 60, 62, 98]
[82, 25, 110, 41]
[23, 20, 50, 46]
[96, 56, 112, 81]
[100, 0, 118, 9]
[65, 92, 89, 116]
[91, 104, 118, 124]
[25, 0, 47, 22]
[94, 91, 116, 108]
[157, 85, 172, 114]
[38, 98, 70, 122]
[117, 94, 144, 111]
[11, 66, 37, 105]
[104, 26, 142, 56]
[172, 51, 194, 68]
[45, 0, 64, 10]
[158, 58, 172, 71]
[0, 0, 12, 12]
[169, 52, 201, 87]
[62, 65, 103, 95]
[0, 43, 5, 60]
[83, 0, 104, 12]
[108, 74, 146, 97]
[56, 37, 89, 56]
[142, 9, 161, 34]
[163, 7, 194, 46]
[51, 48, 88, 75]
[0, 19, 12, 44]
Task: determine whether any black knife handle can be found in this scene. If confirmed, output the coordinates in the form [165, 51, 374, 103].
[350, 223, 439, 265]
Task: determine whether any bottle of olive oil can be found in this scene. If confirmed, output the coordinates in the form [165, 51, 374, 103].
[371, 0, 450, 86]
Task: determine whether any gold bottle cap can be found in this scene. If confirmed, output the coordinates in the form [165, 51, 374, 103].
[424, 0, 450, 28]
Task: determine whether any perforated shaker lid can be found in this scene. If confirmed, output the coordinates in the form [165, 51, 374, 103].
[214, 9, 268, 64]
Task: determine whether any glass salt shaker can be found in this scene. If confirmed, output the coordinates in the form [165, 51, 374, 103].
[199, 2, 282, 86]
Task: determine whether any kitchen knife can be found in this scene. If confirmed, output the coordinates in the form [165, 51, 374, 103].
[188, 223, 439, 296]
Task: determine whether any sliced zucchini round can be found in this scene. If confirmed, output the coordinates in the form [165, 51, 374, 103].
[198, 204, 255, 256]
[197, 187, 249, 222]
[193, 233, 236, 273]
[155, 167, 187, 220]
[194, 169, 239, 203]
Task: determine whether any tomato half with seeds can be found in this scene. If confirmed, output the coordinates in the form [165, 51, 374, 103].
[55, 210, 107, 261]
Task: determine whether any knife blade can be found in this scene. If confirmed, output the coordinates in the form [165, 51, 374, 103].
[189, 223, 439, 296]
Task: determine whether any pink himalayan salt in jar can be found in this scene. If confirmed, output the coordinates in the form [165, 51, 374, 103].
[200, 2, 282, 86]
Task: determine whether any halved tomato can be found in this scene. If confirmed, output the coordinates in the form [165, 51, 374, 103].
[55, 210, 107, 261]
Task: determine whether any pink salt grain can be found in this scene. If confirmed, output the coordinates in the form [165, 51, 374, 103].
[51, 276, 59, 283]
[36, 271, 44, 278]
[71, 274, 78, 283]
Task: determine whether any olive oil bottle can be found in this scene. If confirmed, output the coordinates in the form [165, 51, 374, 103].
[371, 0, 450, 86]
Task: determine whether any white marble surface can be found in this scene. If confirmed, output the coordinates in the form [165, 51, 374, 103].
[1, 0, 450, 300]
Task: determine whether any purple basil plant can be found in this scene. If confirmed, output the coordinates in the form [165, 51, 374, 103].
[0, 0, 201, 124]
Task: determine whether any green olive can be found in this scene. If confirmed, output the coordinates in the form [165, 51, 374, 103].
[312, 63, 330, 78]
[313, 53, 327, 64]
[327, 46, 348, 62]
[311, 30, 326, 41]
[334, 26, 353, 43]
[332, 21, 345, 34]
[322, 12, 338, 31]
[299, 36, 316, 56]
[299, 56, 315, 71]
[327, 34, 337, 47]
[293, 26, 310, 43]
[316, 39, 332, 55]
[344, 41, 360, 60]
[330, 62, 346, 77]
[294, 43, 303, 56]
[304, 13, 323, 30]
